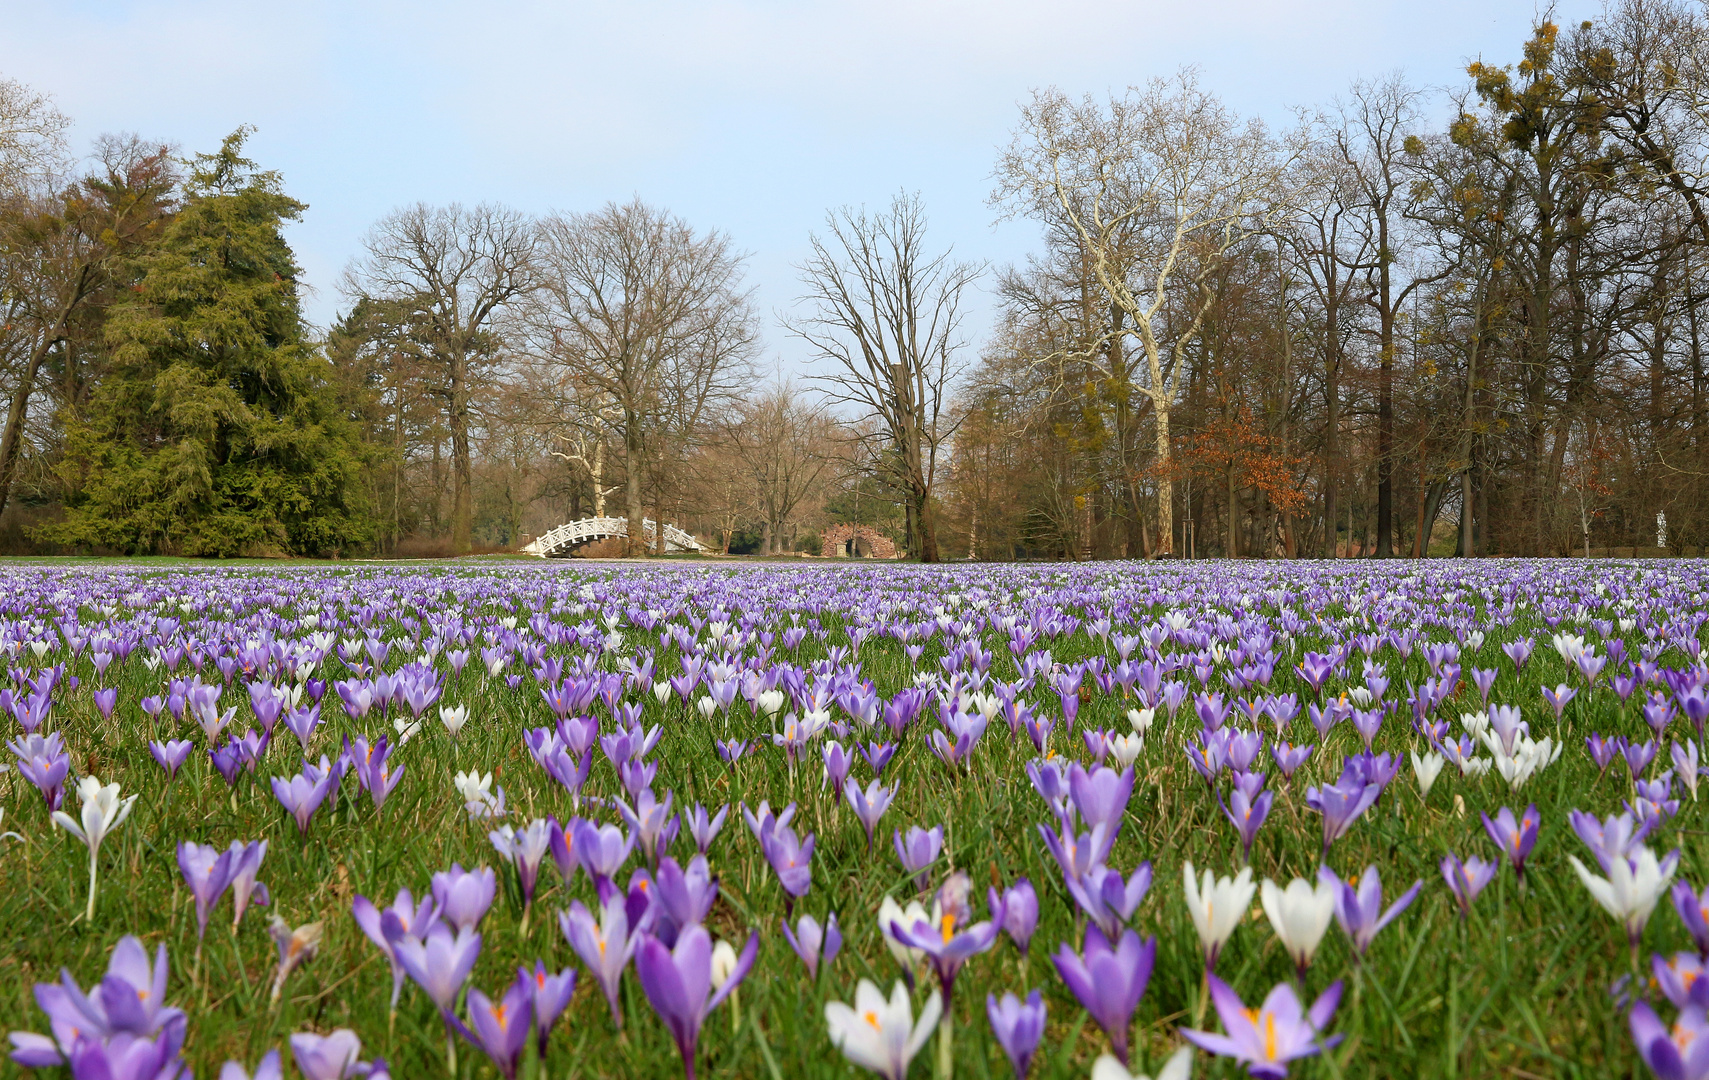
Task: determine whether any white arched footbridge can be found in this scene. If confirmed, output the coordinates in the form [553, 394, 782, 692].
[524, 516, 705, 557]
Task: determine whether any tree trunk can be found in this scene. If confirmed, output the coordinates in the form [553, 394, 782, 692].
[449, 351, 473, 554]
[914, 480, 940, 562]
[1153, 402, 1174, 555]
[624, 409, 647, 557]
[0, 333, 57, 521]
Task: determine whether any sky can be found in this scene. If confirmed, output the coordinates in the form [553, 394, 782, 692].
[3, 0, 1595, 372]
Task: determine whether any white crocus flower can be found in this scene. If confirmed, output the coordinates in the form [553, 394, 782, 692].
[696, 696, 718, 721]
[1092, 1047, 1194, 1080]
[1410, 749, 1446, 799]
[825, 979, 942, 1080]
[1110, 733, 1145, 770]
[1126, 707, 1156, 735]
[1481, 733, 1561, 791]
[52, 776, 137, 922]
[877, 895, 929, 968]
[1568, 846, 1675, 945]
[1459, 712, 1489, 741]
[1552, 632, 1586, 664]
[454, 770, 493, 804]
[756, 689, 786, 718]
[653, 681, 673, 705]
[393, 716, 422, 744]
[1260, 875, 1337, 976]
[439, 704, 470, 741]
[710, 938, 739, 988]
[1183, 862, 1255, 967]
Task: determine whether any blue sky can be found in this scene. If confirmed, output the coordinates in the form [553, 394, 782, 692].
[3, 0, 1587, 370]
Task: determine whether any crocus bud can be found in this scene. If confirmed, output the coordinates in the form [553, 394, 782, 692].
[710, 939, 738, 989]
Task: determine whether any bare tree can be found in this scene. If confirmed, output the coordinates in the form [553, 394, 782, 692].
[0, 76, 68, 199]
[345, 203, 538, 554]
[994, 71, 1285, 554]
[0, 136, 176, 519]
[787, 192, 978, 562]
[721, 380, 834, 554]
[528, 199, 756, 556]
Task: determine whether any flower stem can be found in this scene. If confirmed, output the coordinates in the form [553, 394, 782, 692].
[936, 1007, 954, 1080]
[85, 850, 98, 923]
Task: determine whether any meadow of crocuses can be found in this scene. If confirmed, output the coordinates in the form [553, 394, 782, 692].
[2, 558, 1707, 1080]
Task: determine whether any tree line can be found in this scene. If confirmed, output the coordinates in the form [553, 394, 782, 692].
[3, 0, 1707, 560]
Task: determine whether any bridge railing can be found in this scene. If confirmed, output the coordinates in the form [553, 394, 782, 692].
[524, 517, 704, 557]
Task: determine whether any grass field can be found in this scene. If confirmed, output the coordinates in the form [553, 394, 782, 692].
[0, 558, 1702, 1080]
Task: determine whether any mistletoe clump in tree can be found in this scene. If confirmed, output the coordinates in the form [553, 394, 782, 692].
[46, 129, 373, 557]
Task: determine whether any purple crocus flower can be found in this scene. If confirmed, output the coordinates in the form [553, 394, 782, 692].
[653, 854, 719, 947]
[66, 1025, 191, 1080]
[1441, 852, 1498, 917]
[1064, 861, 1153, 941]
[1182, 974, 1344, 1078]
[1271, 741, 1313, 784]
[1038, 822, 1112, 886]
[1629, 1000, 1709, 1079]
[270, 755, 339, 835]
[986, 990, 1046, 1080]
[228, 839, 270, 928]
[1303, 778, 1381, 856]
[386, 920, 481, 1027]
[781, 911, 842, 979]
[823, 740, 853, 792]
[91, 687, 117, 721]
[1482, 804, 1541, 884]
[354, 888, 439, 1010]
[457, 972, 531, 1080]
[1068, 763, 1134, 839]
[575, 820, 637, 885]
[618, 788, 676, 866]
[210, 738, 245, 787]
[7, 936, 183, 1067]
[1672, 881, 1709, 957]
[990, 879, 1038, 955]
[1050, 926, 1155, 1066]
[1653, 952, 1709, 1010]
[1318, 864, 1421, 956]
[348, 734, 404, 812]
[763, 821, 815, 907]
[686, 803, 727, 855]
[218, 1049, 283, 1080]
[9, 731, 70, 811]
[489, 818, 553, 910]
[177, 841, 236, 946]
[284, 704, 322, 753]
[1571, 809, 1656, 873]
[1027, 757, 1071, 822]
[289, 1029, 374, 1080]
[520, 961, 576, 1059]
[894, 825, 943, 893]
[890, 871, 1002, 1006]
[1541, 683, 1577, 720]
[431, 863, 496, 932]
[845, 778, 896, 851]
[1621, 733, 1660, 778]
[1220, 786, 1273, 864]
[714, 738, 750, 765]
[635, 925, 758, 1080]
[559, 892, 644, 1028]
[1586, 733, 1622, 780]
[150, 739, 194, 780]
[861, 739, 896, 777]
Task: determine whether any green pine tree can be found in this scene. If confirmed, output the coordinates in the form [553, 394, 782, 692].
[44, 129, 375, 557]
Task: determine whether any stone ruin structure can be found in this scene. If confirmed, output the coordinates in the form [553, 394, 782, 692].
[821, 523, 898, 559]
